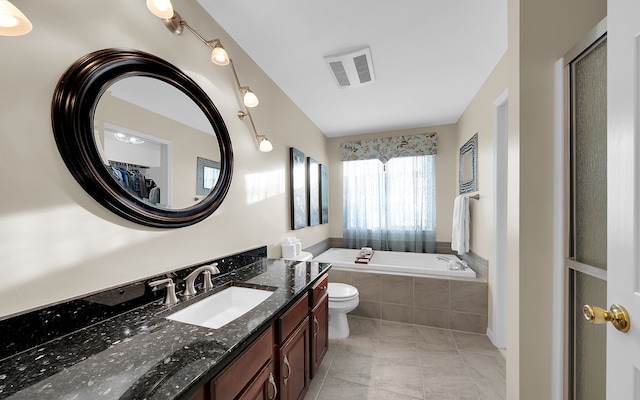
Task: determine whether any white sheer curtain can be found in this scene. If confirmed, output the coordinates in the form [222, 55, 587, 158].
[342, 155, 436, 252]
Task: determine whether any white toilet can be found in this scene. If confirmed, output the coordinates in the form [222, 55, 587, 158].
[327, 282, 359, 339]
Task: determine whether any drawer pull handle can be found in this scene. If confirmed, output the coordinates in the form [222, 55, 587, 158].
[320, 286, 327, 291]
[313, 315, 319, 336]
[283, 355, 291, 386]
[268, 372, 277, 400]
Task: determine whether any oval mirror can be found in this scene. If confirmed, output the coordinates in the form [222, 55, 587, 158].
[52, 49, 233, 228]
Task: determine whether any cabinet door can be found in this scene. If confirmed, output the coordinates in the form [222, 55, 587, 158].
[310, 293, 329, 379]
[187, 386, 207, 400]
[279, 318, 310, 400]
[237, 361, 278, 400]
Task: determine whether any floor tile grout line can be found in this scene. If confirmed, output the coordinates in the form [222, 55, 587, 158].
[418, 352, 427, 400]
[310, 341, 342, 400]
[305, 341, 344, 400]
[457, 346, 483, 400]
[322, 375, 423, 400]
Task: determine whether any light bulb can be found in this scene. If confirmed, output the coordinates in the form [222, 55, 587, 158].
[0, 0, 32, 36]
[259, 137, 273, 152]
[114, 133, 144, 145]
[146, 0, 174, 19]
[211, 42, 229, 66]
[0, 14, 17, 27]
[243, 88, 259, 108]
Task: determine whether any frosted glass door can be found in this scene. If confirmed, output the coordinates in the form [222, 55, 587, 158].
[565, 32, 607, 400]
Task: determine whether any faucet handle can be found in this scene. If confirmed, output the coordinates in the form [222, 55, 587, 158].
[183, 263, 221, 298]
[202, 263, 220, 291]
[149, 278, 179, 306]
[210, 263, 220, 274]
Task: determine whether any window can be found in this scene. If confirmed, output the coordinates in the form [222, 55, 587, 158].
[342, 155, 436, 252]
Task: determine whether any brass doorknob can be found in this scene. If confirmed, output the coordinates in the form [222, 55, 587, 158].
[583, 304, 630, 332]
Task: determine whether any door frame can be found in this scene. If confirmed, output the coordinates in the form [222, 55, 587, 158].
[490, 90, 508, 348]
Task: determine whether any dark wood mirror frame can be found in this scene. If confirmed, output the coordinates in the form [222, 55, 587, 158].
[52, 48, 233, 228]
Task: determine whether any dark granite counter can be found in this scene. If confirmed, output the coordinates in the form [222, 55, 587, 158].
[0, 257, 330, 399]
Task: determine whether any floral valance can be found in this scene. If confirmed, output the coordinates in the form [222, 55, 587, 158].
[340, 132, 438, 163]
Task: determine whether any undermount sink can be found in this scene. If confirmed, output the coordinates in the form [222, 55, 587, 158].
[167, 286, 274, 329]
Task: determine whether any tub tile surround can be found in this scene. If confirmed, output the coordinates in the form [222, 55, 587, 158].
[329, 270, 488, 334]
[0, 248, 331, 399]
[305, 316, 505, 400]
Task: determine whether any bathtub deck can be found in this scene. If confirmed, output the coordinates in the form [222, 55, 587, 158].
[314, 248, 476, 279]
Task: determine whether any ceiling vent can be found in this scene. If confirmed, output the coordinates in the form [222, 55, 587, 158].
[324, 46, 375, 89]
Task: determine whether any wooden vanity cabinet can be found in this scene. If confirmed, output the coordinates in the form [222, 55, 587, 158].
[277, 293, 310, 400]
[309, 274, 329, 378]
[188, 274, 331, 400]
[186, 387, 206, 400]
[210, 326, 275, 400]
[236, 361, 277, 400]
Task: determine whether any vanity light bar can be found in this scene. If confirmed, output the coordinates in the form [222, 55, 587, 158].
[147, 3, 273, 152]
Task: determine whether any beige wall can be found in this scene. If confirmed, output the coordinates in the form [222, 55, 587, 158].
[456, 55, 507, 264]
[507, 0, 606, 399]
[327, 125, 458, 243]
[0, 0, 329, 318]
[455, 53, 509, 341]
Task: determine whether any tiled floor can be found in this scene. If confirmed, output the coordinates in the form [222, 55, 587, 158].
[305, 316, 506, 400]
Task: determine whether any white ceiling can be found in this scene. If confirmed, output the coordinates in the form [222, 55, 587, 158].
[197, 0, 507, 138]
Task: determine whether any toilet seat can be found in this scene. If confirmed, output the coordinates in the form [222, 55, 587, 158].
[328, 283, 358, 302]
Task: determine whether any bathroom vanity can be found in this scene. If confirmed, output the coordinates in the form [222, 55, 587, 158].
[0, 248, 330, 400]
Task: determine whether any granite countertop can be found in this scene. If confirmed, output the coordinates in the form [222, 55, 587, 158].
[0, 258, 330, 400]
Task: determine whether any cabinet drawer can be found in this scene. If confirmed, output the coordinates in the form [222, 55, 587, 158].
[310, 274, 329, 307]
[278, 293, 309, 344]
[212, 326, 273, 400]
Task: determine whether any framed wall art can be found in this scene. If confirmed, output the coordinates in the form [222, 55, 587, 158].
[320, 164, 329, 224]
[307, 157, 319, 226]
[290, 147, 307, 230]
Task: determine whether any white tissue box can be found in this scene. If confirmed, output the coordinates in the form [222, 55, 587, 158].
[282, 244, 296, 259]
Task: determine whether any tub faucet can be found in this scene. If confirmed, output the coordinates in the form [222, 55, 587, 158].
[183, 263, 220, 298]
[436, 256, 468, 271]
[148, 277, 179, 306]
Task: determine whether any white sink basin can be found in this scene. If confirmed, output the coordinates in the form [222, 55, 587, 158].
[167, 286, 274, 329]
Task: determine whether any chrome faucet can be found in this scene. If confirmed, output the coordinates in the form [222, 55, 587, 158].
[148, 277, 179, 306]
[183, 263, 220, 298]
[437, 256, 468, 271]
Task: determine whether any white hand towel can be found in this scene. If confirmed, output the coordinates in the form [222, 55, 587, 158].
[451, 195, 469, 255]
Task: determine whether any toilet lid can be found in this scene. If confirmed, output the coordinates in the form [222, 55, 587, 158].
[328, 282, 358, 301]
